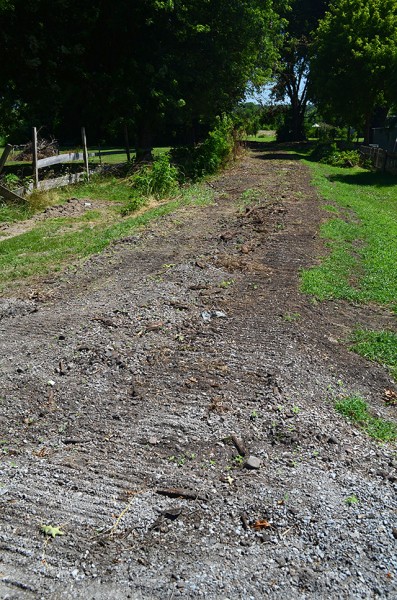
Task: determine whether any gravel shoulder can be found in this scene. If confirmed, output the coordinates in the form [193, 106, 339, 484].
[1, 148, 396, 599]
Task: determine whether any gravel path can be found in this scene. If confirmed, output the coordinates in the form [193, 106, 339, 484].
[1, 148, 396, 599]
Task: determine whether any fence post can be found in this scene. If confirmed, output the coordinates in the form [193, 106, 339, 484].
[81, 127, 90, 181]
[124, 124, 131, 162]
[32, 127, 39, 189]
[0, 144, 12, 175]
[383, 150, 388, 173]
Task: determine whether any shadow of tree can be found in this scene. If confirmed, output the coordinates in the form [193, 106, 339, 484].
[327, 171, 397, 188]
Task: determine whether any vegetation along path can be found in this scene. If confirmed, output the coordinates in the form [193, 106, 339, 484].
[1, 147, 397, 599]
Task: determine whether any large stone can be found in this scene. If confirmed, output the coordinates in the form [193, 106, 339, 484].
[244, 456, 261, 470]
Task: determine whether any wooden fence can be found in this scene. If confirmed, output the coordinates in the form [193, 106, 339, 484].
[0, 126, 131, 201]
[360, 145, 397, 174]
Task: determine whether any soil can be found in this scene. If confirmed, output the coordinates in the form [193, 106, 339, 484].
[1, 147, 397, 599]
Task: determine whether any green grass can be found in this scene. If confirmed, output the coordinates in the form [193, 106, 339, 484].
[56, 175, 135, 204]
[300, 161, 397, 312]
[0, 183, 213, 291]
[245, 132, 276, 143]
[349, 329, 397, 381]
[335, 395, 397, 442]
[0, 201, 34, 224]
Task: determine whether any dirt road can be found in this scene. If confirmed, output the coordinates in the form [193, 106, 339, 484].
[1, 147, 396, 599]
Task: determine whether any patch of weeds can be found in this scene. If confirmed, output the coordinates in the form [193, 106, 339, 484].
[220, 279, 234, 289]
[168, 455, 185, 467]
[130, 153, 179, 199]
[238, 188, 261, 211]
[168, 452, 195, 467]
[335, 395, 397, 442]
[283, 312, 301, 322]
[0, 181, 214, 291]
[233, 454, 245, 467]
[345, 495, 359, 506]
[119, 193, 148, 216]
[349, 329, 397, 381]
[3, 173, 20, 190]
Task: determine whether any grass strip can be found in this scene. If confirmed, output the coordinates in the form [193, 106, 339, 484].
[349, 329, 397, 381]
[300, 162, 397, 312]
[335, 395, 397, 442]
[0, 183, 213, 292]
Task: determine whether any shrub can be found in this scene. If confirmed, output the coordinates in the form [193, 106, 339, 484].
[311, 143, 360, 167]
[171, 115, 236, 181]
[119, 194, 148, 216]
[130, 153, 179, 198]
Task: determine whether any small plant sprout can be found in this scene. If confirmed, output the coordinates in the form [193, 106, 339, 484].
[220, 279, 234, 289]
[345, 495, 359, 506]
[233, 454, 244, 466]
[250, 409, 259, 420]
[40, 524, 65, 538]
[292, 405, 300, 414]
[283, 312, 301, 322]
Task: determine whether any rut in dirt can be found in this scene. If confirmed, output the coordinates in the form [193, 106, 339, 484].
[1, 147, 396, 599]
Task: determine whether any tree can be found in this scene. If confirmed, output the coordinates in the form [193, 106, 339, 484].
[309, 0, 397, 143]
[0, 0, 281, 153]
[270, 0, 329, 141]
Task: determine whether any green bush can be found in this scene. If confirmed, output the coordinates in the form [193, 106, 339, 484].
[130, 153, 179, 198]
[311, 143, 360, 167]
[171, 115, 236, 181]
[119, 194, 148, 216]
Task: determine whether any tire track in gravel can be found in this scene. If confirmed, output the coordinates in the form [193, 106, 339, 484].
[1, 147, 396, 599]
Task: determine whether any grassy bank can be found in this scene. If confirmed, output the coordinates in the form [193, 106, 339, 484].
[301, 162, 397, 312]
[299, 155, 397, 382]
[0, 182, 213, 292]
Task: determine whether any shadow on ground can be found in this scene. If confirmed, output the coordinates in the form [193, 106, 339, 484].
[327, 171, 397, 187]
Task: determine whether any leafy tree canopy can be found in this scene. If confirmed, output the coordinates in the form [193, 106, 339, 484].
[309, 0, 397, 141]
[0, 0, 281, 149]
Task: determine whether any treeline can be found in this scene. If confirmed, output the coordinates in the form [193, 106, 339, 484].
[1, 0, 397, 150]
[0, 0, 279, 152]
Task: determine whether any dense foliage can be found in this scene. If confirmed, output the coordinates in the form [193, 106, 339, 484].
[0, 0, 281, 150]
[310, 0, 397, 142]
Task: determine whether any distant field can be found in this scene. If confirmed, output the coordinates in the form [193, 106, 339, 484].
[244, 130, 276, 143]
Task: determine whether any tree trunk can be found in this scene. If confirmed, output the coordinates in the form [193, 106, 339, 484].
[363, 112, 372, 145]
[290, 106, 307, 141]
[135, 122, 154, 162]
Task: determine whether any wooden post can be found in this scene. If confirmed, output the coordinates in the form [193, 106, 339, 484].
[81, 127, 90, 180]
[32, 127, 39, 189]
[0, 144, 12, 175]
[124, 123, 131, 162]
